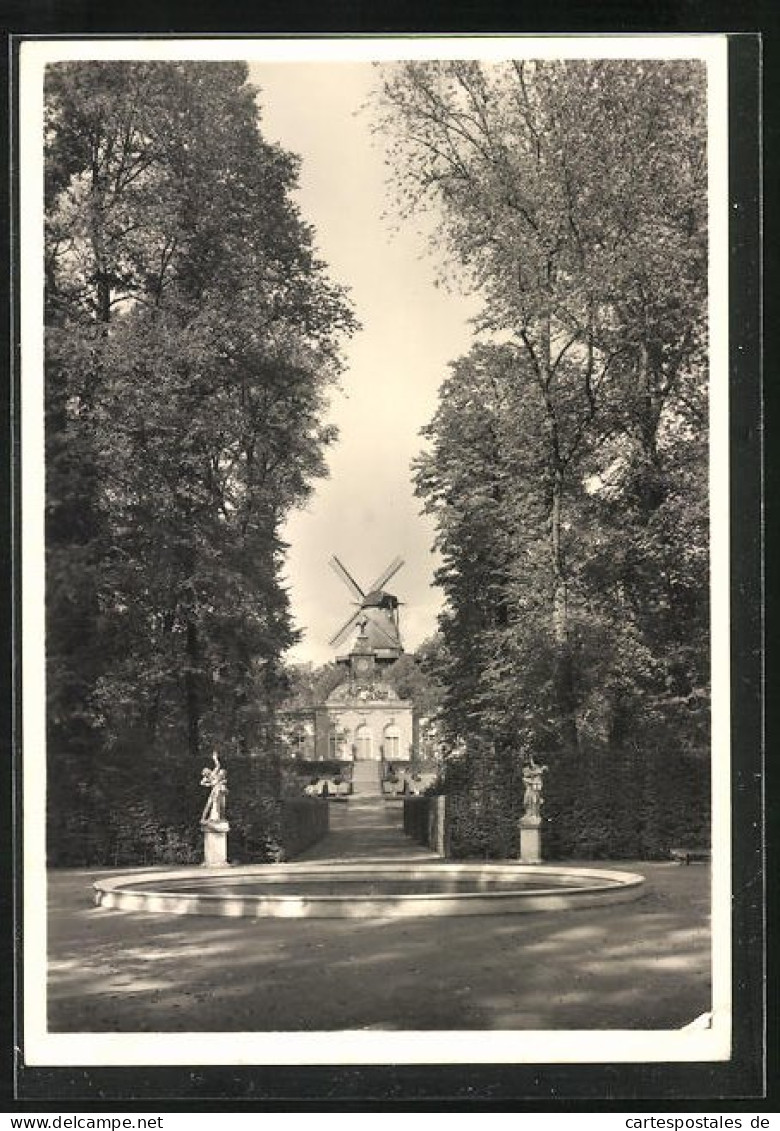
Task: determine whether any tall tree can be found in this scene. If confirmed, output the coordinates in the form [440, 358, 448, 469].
[45, 62, 357, 863]
[377, 59, 706, 754]
[377, 60, 709, 855]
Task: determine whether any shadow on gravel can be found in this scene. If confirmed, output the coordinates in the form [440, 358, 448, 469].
[46, 862, 711, 1032]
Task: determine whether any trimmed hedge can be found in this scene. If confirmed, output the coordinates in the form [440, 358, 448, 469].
[403, 795, 446, 855]
[47, 749, 331, 867]
[279, 798, 330, 859]
[441, 740, 709, 861]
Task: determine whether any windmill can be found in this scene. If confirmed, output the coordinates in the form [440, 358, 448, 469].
[328, 554, 405, 661]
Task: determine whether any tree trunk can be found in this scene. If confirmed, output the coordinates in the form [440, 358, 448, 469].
[550, 466, 568, 647]
[550, 470, 579, 751]
[96, 274, 111, 326]
[146, 688, 161, 746]
[185, 617, 201, 762]
[541, 298, 579, 753]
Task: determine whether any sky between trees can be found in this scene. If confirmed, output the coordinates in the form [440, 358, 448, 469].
[251, 62, 479, 663]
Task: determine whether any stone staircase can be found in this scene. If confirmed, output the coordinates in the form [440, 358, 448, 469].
[350, 759, 383, 798]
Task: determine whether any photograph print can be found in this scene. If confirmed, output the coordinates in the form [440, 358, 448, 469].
[19, 35, 737, 1070]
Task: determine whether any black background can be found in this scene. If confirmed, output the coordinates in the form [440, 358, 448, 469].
[1, 3, 771, 1111]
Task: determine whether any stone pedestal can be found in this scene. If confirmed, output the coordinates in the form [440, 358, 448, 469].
[519, 816, 542, 864]
[201, 819, 230, 867]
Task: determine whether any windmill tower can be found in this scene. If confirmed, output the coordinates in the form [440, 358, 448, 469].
[278, 555, 415, 765]
[329, 554, 405, 665]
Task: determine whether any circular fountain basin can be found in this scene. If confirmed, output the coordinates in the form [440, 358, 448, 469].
[93, 862, 645, 919]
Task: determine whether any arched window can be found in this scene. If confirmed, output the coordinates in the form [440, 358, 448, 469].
[355, 723, 372, 760]
[383, 724, 401, 760]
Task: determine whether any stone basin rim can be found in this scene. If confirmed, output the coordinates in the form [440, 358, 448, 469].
[93, 863, 646, 917]
[97, 861, 644, 876]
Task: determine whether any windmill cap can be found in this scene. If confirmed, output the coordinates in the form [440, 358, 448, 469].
[362, 589, 398, 609]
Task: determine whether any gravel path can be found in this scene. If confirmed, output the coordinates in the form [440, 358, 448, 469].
[296, 796, 438, 862]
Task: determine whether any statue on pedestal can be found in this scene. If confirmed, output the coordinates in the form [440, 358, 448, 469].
[522, 755, 547, 821]
[200, 751, 228, 825]
[518, 753, 547, 864]
[199, 751, 229, 867]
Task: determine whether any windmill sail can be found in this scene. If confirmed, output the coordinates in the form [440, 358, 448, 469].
[368, 556, 405, 594]
[329, 555, 406, 659]
[329, 609, 364, 648]
[329, 555, 364, 600]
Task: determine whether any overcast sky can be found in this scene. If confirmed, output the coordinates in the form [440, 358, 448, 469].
[248, 63, 479, 665]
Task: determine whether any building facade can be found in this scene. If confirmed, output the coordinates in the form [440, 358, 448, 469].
[281, 624, 415, 764]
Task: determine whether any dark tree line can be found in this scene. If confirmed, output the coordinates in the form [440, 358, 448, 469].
[45, 62, 356, 864]
[374, 59, 709, 857]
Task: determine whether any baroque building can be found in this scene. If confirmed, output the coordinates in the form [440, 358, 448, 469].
[281, 620, 416, 764]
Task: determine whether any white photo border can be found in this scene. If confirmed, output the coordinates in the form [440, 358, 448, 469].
[20, 33, 731, 1068]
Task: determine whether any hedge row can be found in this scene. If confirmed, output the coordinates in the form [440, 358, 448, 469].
[47, 751, 330, 867]
[403, 795, 446, 855]
[443, 743, 710, 861]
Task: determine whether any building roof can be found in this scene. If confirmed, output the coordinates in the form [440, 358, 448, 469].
[326, 679, 401, 704]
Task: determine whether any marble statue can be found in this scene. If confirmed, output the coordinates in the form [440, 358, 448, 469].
[522, 756, 548, 820]
[200, 751, 228, 824]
